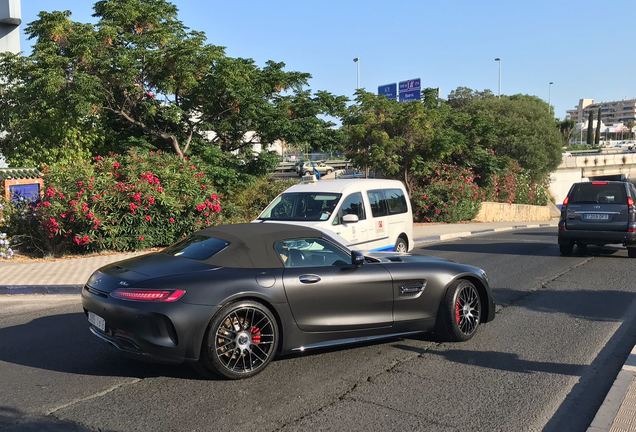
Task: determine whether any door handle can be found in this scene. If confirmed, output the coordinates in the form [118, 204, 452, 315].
[299, 274, 321, 284]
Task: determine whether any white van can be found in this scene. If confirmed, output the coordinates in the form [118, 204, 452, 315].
[256, 179, 414, 252]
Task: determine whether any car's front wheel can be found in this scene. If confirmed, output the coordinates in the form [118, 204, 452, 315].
[197, 301, 278, 379]
[395, 236, 408, 253]
[436, 279, 482, 342]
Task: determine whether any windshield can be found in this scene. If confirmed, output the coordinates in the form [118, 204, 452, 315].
[259, 192, 342, 221]
[570, 183, 627, 204]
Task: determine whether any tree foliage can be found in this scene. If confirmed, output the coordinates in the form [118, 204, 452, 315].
[0, 0, 346, 167]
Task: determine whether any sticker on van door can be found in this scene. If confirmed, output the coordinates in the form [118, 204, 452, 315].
[376, 220, 386, 235]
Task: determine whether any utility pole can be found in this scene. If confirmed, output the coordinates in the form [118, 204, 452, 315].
[353, 57, 360, 90]
[494, 58, 501, 97]
[548, 82, 554, 115]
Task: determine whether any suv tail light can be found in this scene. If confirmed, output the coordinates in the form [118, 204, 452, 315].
[111, 289, 186, 302]
[628, 197, 634, 208]
[562, 196, 569, 206]
[592, 181, 608, 185]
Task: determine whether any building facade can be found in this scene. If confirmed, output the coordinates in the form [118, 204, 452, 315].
[567, 98, 636, 126]
[0, 0, 20, 54]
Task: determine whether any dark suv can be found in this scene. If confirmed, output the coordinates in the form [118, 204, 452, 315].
[558, 181, 636, 257]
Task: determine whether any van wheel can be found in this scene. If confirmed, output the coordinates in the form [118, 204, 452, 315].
[628, 248, 636, 258]
[395, 237, 408, 253]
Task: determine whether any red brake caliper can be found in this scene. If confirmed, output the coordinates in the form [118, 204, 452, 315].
[455, 299, 461, 324]
[250, 326, 261, 344]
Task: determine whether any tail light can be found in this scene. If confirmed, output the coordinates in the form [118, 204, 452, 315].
[628, 197, 634, 208]
[562, 196, 569, 206]
[111, 289, 186, 302]
[592, 181, 608, 185]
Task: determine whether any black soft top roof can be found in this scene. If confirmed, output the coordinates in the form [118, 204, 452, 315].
[195, 223, 336, 268]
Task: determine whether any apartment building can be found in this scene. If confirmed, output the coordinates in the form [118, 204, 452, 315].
[0, 0, 20, 54]
[567, 98, 636, 125]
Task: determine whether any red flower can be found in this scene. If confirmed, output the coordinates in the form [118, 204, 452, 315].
[210, 193, 219, 201]
[113, 161, 121, 169]
[61, 213, 67, 219]
[156, 186, 164, 193]
[129, 202, 138, 213]
[147, 196, 155, 205]
[144, 215, 151, 222]
[94, 155, 103, 162]
[45, 187, 56, 198]
[132, 192, 142, 202]
[138, 235, 145, 241]
[42, 201, 51, 207]
[77, 181, 84, 187]
[81, 202, 89, 213]
[87, 212, 94, 220]
[212, 203, 221, 213]
[195, 203, 206, 212]
[169, 217, 175, 224]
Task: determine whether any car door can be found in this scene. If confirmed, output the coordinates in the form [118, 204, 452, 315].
[278, 237, 393, 332]
[565, 182, 630, 231]
[331, 192, 371, 247]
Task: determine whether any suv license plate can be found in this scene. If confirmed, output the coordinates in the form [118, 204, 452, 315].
[584, 213, 609, 221]
[88, 312, 106, 332]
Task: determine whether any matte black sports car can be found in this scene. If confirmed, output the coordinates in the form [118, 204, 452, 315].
[82, 223, 495, 379]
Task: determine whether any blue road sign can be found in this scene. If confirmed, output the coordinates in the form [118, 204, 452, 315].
[398, 78, 421, 102]
[378, 83, 397, 100]
[399, 89, 421, 102]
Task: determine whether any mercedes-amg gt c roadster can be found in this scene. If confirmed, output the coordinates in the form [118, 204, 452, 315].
[82, 223, 495, 379]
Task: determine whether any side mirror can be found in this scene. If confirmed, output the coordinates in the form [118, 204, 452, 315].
[342, 214, 359, 224]
[351, 250, 365, 266]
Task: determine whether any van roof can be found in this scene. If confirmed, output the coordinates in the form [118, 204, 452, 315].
[284, 178, 406, 194]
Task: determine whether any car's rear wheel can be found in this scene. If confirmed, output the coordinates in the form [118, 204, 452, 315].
[436, 279, 482, 342]
[197, 301, 278, 380]
[395, 236, 408, 253]
[559, 242, 574, 256]
[628, 248, 636, 258]
[326, 169, 333, 175]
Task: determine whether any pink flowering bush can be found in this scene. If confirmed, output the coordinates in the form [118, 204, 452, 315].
[411, 163, 483, 223]
[7, 149, 222, 255]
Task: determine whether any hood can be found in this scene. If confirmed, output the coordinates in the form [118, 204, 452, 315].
[86, 252, 215, 292]
[366, 252, 453, 264]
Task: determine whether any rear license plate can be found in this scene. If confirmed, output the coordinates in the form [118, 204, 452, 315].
[88, 312, 106, 332]
[584, 213, 610, 221]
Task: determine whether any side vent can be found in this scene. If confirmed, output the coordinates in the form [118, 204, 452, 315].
[399, 280, 427, 296]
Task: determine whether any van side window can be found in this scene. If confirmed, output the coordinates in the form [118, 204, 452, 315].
[334, 192, 366, 224]
[385, 189, 407, 214]
[367, 190, 388, 217]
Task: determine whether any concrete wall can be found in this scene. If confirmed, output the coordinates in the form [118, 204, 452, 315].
[473, 202, 552, 222]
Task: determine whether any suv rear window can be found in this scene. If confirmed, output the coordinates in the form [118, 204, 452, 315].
[163, 235, 229, 260]
[569, 183, 628, 204]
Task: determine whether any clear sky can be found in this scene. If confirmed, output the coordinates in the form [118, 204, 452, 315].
[17, 0, 636, 118]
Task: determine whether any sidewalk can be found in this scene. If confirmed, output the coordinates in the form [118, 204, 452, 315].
[0, 220, 557, 292]
[589, 345, 636, 432]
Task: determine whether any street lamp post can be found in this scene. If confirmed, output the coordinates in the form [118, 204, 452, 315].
[548, 81, 554, 115]
[353, 57, 360, 90]
[494, 58, 501, 97]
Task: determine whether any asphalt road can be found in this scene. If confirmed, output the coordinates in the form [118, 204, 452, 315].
[2, 228, 636, 432]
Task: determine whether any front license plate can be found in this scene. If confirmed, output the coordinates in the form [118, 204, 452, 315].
[88, 312, 106, 332]
[584, 213, 609, 221]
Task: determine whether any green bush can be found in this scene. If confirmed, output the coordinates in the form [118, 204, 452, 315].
[484, 161, 549, 206]
[5, 149, 222, 255]
[222, 177, 297, 223]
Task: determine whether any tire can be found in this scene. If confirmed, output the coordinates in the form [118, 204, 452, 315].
[304, 171, 312, 176]
[628, 248, 636, 258]
[559, 242, 574, 256]
[435, 279, 482, 342]
[196, 300, 279, 380]
[395, 236, 408, 253]
[326, 169, 333, 175]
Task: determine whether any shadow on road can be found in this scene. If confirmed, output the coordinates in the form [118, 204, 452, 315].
[421, 241, 626, 258]
[493, 288, 636, 322]
[392, 345, 585, 376]
[0, 406, 107, 432]
[0, 312, 203, 379]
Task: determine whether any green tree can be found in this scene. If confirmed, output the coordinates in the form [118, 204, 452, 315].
[587, 111, 594, 144]
[595, 107, 602, 145]
[558, 119, 576, 146]
[0, 0, 346, 167]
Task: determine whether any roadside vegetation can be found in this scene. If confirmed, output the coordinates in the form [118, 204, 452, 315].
[0, 0, 563, 257]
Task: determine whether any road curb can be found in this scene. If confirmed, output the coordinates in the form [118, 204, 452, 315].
[587, 346, 636, 432]
[0, 285, 83, 295]
[413, 222, 557, 247]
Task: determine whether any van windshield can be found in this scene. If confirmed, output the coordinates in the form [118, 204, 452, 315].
[259, 192, 342, 221]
